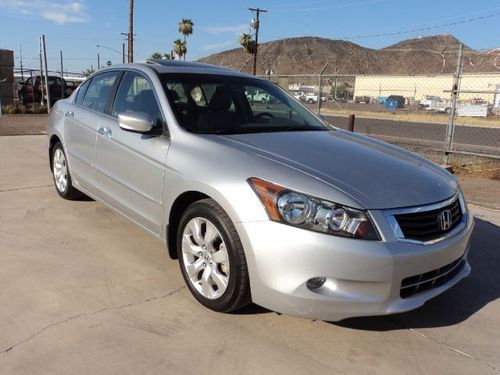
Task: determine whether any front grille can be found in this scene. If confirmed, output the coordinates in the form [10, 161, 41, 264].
[400, 258, 466, 299]
[395, 198, 462, 242]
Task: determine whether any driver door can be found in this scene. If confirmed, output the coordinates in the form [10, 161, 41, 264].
[95, 71, 169, 235]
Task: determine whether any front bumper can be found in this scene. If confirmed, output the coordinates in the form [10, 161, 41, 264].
[236, 210, 474, 321]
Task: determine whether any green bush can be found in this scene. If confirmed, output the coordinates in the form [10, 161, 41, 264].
[1, 104, 47, 114]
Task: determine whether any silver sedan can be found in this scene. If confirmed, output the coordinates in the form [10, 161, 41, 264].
[47, 61, 473, 321]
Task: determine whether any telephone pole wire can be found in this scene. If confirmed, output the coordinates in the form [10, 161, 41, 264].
[249, 7, 267, 76]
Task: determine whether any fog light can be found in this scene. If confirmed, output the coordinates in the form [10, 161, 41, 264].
[306, 277, 326, 290]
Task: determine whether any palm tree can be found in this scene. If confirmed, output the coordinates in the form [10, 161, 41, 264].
[173, 39, 187, 61]
[178, 19, 194, 60]
[239, 33, 256, 55]
[150, 52, 162, 60]
[149, 52, 173, 60]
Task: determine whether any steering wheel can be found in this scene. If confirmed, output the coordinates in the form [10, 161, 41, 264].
[254, 112, 274, 121]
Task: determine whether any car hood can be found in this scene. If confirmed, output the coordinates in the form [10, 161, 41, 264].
[217, 130, 457, 209]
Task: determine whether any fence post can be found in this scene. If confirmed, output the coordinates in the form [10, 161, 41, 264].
[347, 114, 355, 132]
[317, 61, 328, 114]
[443, 44, 463, 165]
[41, 34, 51, 112]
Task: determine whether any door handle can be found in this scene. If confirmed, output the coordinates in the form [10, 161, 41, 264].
[97, 126, 112, 138]
[64, 110, 74, 119]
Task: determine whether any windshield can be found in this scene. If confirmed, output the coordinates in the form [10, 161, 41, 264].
[161, 73, 329, 134]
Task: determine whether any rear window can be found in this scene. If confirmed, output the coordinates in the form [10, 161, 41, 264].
[75, 79, 91, 105]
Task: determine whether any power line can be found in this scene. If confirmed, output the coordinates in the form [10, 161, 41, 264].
[343, 11, 500, 39]
[271, 0, 385, 12]
[269, 0, 350, 10]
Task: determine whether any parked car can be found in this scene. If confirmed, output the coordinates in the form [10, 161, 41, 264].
[376, 96, 388, 104]
[18, 75, 74, 104]
[354, 96, 371, 104]
[300, 92, 326, 104]
[289, 90, 304, 101]
[47, 61, 473, 321]
[420, 96, 451, 113]
[246, 90, 271, 104]
[384, 95, 405, 109]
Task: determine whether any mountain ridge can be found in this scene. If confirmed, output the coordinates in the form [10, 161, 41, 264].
[198, 34, 499, 75]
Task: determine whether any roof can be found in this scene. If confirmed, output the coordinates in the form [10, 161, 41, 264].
[140, 60, 252, 77]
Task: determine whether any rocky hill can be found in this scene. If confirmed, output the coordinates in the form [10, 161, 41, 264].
[198, 34, 499, 75]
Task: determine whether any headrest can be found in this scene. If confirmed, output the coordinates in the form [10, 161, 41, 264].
[209, 85, 232, 112]
[167, 89, 180, 101]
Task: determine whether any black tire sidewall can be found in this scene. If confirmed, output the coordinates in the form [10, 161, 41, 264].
[177, 200, 247, 312]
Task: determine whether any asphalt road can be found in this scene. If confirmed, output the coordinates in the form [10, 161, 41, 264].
[1, 135, 499, 374]
[326, 115, 500, 155]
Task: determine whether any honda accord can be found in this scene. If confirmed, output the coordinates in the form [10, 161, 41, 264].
[47, 61, 473, 321]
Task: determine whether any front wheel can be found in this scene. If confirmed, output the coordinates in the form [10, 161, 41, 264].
[51, 142, 84, 200]
[177, 199, 251, 312]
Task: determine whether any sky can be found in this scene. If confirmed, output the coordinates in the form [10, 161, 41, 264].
[0, 0, 499, 74]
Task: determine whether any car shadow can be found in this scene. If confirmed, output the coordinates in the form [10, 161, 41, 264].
[334, 217, 500, 331]
[232, 303, 271, 315]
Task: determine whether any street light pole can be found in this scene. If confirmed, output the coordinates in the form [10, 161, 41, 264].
[249, 7, 267, 76]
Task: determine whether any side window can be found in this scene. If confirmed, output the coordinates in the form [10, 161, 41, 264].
[81, 71, 119, 113]
[75, 79, 91, 105]
[35, 77, 41, 85]
[112, 72, 163, 127]
[245, 84, 296, 121]
[49, 77, 62, 86]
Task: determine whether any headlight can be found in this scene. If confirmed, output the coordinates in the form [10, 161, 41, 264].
[248, 178, 380, 240]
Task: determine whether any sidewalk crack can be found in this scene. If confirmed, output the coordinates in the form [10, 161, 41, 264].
[0, 286, 185, 356]
[387, 316, 500, 374]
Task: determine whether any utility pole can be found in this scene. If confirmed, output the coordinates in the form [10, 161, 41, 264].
[60, 50, 64, 98]
[41, 34, 51, 111]
[38, 36, 45, 106]
[121, 32, 129, 61]
[97, 52, 101, 70]
[249, 7, 267, 76]
[19, 44, 24, 81]
[128, 0, 134, 63]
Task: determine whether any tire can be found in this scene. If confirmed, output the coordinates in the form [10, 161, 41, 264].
[51, 142, 84, 200]
[177, 198, 251, 313]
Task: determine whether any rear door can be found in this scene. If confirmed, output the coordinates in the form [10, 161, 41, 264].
[63, 71, 120, 194]
[95, 70, 169, 235]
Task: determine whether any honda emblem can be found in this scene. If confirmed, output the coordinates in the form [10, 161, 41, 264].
[438, 209, 452, 231]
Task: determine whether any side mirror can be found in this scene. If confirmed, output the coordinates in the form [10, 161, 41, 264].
[118, 112, 153, 133]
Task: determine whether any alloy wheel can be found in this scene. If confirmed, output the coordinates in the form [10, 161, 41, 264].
[53, 148, 68, 193]
[181, 217, 230, 299]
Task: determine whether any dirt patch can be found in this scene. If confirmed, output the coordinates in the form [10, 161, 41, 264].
[0, 114, 48, 136]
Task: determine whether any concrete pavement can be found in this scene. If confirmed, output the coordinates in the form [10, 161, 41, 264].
[0, 135, 499, 374]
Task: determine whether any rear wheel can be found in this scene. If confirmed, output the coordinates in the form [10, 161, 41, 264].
[51, 142, 83, 200]
[177, 199, 251, 312]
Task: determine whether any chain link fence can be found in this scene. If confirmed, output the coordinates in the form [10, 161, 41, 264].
[258, 47, 500, 176]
